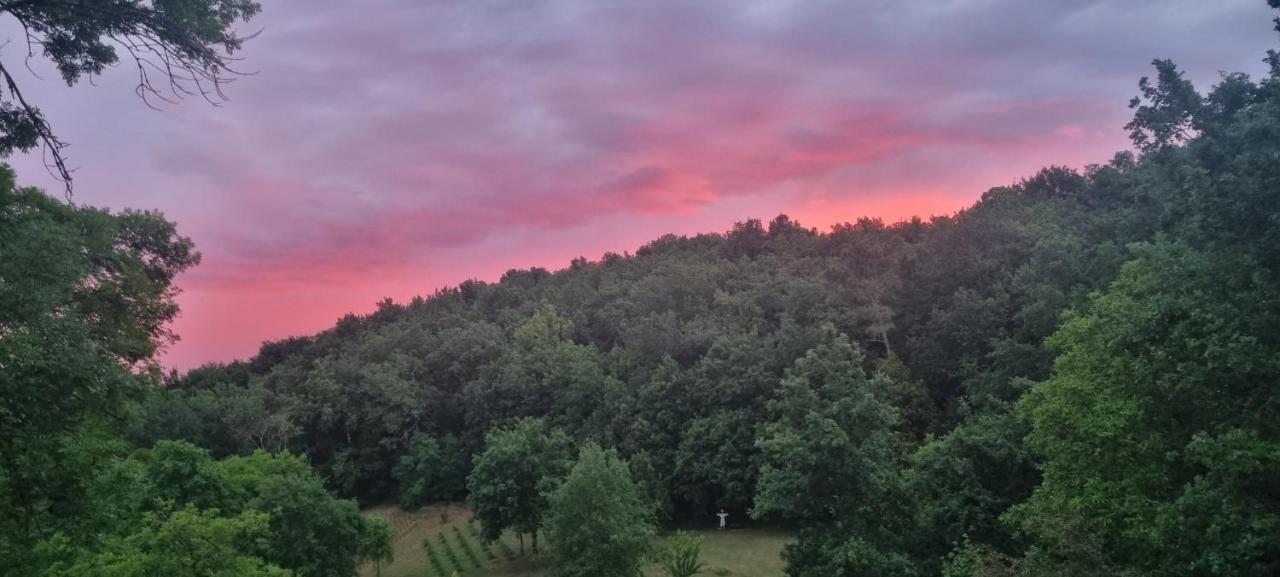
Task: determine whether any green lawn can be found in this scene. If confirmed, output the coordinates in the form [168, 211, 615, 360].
[669, 527, 791, 577]
[360, 505, 790, 577]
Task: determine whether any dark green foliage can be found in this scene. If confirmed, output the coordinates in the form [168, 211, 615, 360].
[158, 212, 912, 513]
[2, 436, 374, 577]
[394, 434, 470, 510]
[754, 332, 899, 523]
[146, 440, 231, 511]
[753, 333, 914, 577]
[628, 450, 676, 523]
[780, 530, 918, 577]
[878, 354, 941, 449]
[128, 445, 376, 577]
[252, 473, 366, 577]
[909, 409, 1037, 566]
[1126, 59, 1204, 151]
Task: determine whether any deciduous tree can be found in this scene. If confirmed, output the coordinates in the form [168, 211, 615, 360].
[546, 444, 654, 577]
[467, 418, 572, 554]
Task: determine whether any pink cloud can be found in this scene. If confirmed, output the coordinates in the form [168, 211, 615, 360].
[4, 0, 1274, 369]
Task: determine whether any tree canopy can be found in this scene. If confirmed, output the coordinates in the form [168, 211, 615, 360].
[0, 171, 381, 577]
[467, 418, 573, 553]
[546, 443, 655, 577]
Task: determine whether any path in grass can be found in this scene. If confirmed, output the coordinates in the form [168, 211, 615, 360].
[361, 505, 789, 577]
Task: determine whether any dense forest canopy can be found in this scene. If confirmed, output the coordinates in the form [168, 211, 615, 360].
[5, 2, 1280, 577]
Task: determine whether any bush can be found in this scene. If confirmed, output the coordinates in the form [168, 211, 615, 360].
[659, 532, 707, 577]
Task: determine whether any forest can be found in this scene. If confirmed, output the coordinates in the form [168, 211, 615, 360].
[4, 2, 1280, 577]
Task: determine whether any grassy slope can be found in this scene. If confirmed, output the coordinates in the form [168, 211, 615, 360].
[360, 505, 789, 577]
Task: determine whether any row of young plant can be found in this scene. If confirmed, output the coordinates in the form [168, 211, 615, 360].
[421, 519, 514, 576]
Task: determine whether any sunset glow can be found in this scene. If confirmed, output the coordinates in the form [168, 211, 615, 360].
[6, 0, 1274, 370]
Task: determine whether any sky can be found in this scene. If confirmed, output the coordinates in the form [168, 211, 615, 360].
[4, 0, 1278, 370]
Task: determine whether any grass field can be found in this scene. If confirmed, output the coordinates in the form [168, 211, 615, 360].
[360, 505, 790, 577]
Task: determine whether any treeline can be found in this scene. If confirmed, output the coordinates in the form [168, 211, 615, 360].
[138, 157, 1140, 515]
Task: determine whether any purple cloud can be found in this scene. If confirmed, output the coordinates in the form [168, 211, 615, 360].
[0, 0, 1274, 368]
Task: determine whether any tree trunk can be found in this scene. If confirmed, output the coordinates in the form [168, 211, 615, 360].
[532, 529, 538, 554]
[519, 532, 525, 555]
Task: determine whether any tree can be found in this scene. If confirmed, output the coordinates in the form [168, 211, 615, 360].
[0, 0, 261, 192]
[467, 418, 573, 554]
[393, 433, 470, 510]
[44, 507, 292, 577]
[753, 333, 915, 577]
[215, 450, 373, 577]
[465, 304, 617, 438]
[0, 166, 199, 440]
[0, 429, 147, 576]
[909, 408, 1037, 567]
[215, 449, 314, 506]
[545, 444, 655, 577]
[0, 166, 199, 574]
[672, 409, 759, 516]
[218, 384, 298, 454]
[628, 450, 675, 524]
[145, 440, 229, 511]
[357, 517, 394, 577]
[658, 532, 707, 577]
[1014, 242, 1280, 576]
[1125, 59, 1204, 151]
[754, 333, 899, 523]
[242, 468, 369, 577]
[877, 353, 939, 448]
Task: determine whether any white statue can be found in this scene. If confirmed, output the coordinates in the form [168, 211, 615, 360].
[717, 509, 728, 530]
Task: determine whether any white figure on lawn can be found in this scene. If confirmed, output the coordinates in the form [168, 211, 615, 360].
[717, 509, 729, 530]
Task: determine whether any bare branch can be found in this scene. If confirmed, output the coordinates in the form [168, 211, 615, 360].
[0, 0, 261, 195]
[0, 57, 71, 195]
